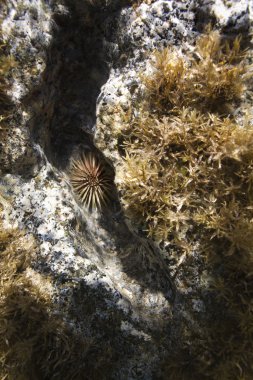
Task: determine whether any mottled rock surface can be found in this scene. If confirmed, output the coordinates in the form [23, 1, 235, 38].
[0, 0, 252, 379]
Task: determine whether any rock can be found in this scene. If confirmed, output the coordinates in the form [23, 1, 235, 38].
[1, 0, 252, 378]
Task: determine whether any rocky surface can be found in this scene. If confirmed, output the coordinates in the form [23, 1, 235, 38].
[0, 0, 252, 378]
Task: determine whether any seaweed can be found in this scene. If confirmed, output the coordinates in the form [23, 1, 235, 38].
[142, 30, 248, 114]
[0, 221, 115, 380]
[115, 30, 253, 379]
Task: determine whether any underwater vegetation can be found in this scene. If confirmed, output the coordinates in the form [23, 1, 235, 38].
[0, 219, 117, 380]
[118, 30, 252, 248]
[69, 152, 112, 210]
[142, 30, 248, 114]
[119, 109, 253, 246]
[114, 30, 253, 379]
[161, 234, 253, 380]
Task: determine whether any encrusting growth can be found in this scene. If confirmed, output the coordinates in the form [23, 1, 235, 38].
[70, 152, 112, 210]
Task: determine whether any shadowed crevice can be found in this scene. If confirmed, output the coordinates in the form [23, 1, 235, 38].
[26, 0, 175, 317]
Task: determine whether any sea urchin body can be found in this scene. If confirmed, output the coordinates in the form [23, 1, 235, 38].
[70, 152, 112, 210]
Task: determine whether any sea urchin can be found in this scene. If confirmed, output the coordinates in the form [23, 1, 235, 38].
[70, 152, 112, 210]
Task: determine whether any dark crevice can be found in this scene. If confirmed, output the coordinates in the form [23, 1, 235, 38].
[29, 0, 130, 169]
[25, 0, 175, 306]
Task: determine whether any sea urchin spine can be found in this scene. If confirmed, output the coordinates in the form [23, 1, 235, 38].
[70, 152, 112, 210]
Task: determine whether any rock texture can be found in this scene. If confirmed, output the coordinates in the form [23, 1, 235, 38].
[0, 0, 252, 379]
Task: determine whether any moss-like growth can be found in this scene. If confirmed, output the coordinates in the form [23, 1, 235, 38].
[118, 109, 253, 248]
[142, 30, 248, 113]
[161, 233, 253, 379]
[0, 221, 115, 380]
[114, 30, 253, 379]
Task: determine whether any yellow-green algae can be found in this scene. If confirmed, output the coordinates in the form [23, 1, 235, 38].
[114, 30, 253, 379]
